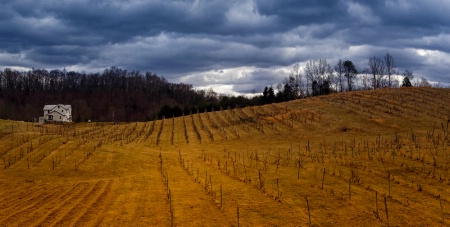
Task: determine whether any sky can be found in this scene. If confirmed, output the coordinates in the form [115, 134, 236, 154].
[1, 0, 450, 95]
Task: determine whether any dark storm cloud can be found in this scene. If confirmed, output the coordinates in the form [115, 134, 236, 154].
[1, 0, 449, 94]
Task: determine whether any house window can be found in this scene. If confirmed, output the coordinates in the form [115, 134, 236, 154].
[49, 115, 53, 120]
[60, 116, 61, 119]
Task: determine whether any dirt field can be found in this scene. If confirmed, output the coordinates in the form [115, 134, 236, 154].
[1, 87, 449, 226]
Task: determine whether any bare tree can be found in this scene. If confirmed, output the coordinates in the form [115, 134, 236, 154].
[304, 59, 331, 95]
[368, 56, 385, 89]
[276, 83, 283, 93]
[418, 77, 431, 87]
[304, 60, 318, 96]
[359, 68, 371, 90]
[384, 53, 395, 87]
[326, 64, 336, 92]
[334, 59, 345, 92]
[290, 63, 304, 97]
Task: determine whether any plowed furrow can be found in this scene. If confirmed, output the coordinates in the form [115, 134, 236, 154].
[71, 179, 114, 226]
[0, 184, 36, 207]
[23, 182, 90, 226]
[0, 186, 67, 225]
[0, 186, 54, 213]
[51, 180, 107, 226]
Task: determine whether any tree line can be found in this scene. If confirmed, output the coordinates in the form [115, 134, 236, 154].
[261, 53, 433, 104]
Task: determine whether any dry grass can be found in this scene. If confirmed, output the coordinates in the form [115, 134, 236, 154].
[1, 87, 450, 226]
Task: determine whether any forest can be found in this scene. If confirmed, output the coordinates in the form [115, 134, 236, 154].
[0, 67, 266, 122]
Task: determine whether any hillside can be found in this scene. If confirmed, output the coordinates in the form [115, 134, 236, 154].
[0, 87, 449, 226]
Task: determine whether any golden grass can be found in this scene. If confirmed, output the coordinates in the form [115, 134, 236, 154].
[1, 87, 450, 226]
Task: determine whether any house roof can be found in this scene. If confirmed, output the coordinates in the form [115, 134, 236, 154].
[43, 104, 71, 111]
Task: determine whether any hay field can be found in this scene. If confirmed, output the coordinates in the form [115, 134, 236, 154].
[1, 87, 449, 226]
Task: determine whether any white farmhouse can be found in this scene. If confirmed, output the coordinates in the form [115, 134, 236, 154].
[43, 104, 72, 123]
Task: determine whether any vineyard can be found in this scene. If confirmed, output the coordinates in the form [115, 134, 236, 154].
[1, 87, 450, 226]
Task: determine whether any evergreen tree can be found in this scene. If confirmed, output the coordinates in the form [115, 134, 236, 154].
[402, 77, 412, 87]
[268, 86, 275, 103]
[262, 87, 269, 103]
[321, 80, 331, 95]
[312, 80, 320, 96]
[343, 60, 358, 91]
[402, 69, 414, 87]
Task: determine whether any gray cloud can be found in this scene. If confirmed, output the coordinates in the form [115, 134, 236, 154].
[1, 0, 449, 94]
